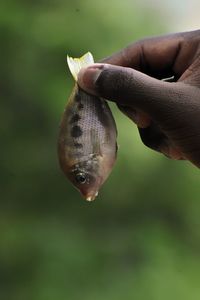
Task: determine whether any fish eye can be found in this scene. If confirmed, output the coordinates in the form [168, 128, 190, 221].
[75, 172, 87, 184]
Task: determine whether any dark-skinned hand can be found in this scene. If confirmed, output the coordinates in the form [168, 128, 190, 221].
[78, 30, 200, 167]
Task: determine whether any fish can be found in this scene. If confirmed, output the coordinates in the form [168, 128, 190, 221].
[58, 52, 118, 201]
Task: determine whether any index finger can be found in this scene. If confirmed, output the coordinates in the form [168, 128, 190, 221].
[101, 30, 200, 80]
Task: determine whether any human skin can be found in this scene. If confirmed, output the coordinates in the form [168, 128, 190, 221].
[77, 30, 200, 167]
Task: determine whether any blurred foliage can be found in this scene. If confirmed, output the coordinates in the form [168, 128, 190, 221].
[1, 0, 200, 299]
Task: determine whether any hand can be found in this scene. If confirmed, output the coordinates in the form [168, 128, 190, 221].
[78, 30, 200, 167]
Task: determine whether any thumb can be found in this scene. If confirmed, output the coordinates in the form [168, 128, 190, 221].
[77, 63, 180, 120]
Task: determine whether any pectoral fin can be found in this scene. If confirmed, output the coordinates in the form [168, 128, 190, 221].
[90, 129, 102, 156]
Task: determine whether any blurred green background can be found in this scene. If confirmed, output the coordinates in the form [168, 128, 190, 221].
[1, 0, 200, 299]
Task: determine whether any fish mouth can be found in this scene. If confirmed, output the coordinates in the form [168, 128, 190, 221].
[80, 190, 99, 202]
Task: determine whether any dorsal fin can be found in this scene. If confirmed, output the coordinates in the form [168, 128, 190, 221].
[67, 52, 94, 81]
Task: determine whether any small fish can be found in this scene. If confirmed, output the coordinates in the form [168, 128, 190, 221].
[58, 52, 118, 201]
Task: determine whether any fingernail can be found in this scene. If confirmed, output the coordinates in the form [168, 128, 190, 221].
[77, 63, 104, 94]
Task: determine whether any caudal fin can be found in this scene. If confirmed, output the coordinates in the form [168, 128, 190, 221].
[67, 52, 94, 81]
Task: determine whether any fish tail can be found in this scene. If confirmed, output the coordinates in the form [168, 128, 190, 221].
[67, 52, 94, 81]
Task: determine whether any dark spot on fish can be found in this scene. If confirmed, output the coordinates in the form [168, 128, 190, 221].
[70, 114, 81, 124]
[78, 103, 84, 110]
[94, 98, 111, 127]
[74, 142, 83, 148]
[71, 125, 82, 138]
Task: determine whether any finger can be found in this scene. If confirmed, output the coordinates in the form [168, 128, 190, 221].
[78, 63, 199, 135]
[138, 125, 184, 160]
[77, 63, 182, 120]
[100, 30, 200, 80]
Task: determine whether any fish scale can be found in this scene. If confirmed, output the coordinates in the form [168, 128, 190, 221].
[75, 95, 110, 151]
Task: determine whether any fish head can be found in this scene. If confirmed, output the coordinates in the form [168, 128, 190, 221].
[67, 154, 114, 201]
[74, 169, 102, 201]
[68, 158, 102, 201]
